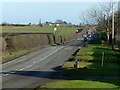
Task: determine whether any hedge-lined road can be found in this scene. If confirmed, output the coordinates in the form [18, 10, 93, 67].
[1, 39, 84, 88]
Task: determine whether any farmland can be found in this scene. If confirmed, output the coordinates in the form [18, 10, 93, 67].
[1, 26, 80, 36]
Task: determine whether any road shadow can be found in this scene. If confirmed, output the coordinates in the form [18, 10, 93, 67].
[1, 64, 120, 88]
[59, 39, 89, 47]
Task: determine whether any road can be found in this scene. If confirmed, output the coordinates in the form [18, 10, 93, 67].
[1, 39, 84, 89]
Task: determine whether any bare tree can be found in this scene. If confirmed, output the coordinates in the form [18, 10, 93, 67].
[80, 10, 95, 25]
[81, 2, 117, 43]
[99, 2, 113, 42]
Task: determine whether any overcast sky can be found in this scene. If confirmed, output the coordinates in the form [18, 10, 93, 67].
[1, 2, 117, 24]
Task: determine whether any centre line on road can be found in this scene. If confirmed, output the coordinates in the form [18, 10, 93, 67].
[26, 65, 33, 68]
[19, 68, 24, 71]
[11, 72, 15, 74]
[18, 46, 64, 71]
[39, 46, 64, 61]
[3, 46, 65, 74]
[19, 64, 33, 71]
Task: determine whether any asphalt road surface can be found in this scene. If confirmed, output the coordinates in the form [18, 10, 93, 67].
[1, 38, 85, 89]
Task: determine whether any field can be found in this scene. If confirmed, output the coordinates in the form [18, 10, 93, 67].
[1, 26, 80, 36]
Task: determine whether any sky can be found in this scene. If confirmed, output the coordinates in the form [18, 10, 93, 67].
[1, 2, 118, 24]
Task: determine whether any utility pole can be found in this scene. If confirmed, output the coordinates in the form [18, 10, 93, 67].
[39, 18, 42, 27]
[112, 1, 115, 50]
[39, 18, 41, 25]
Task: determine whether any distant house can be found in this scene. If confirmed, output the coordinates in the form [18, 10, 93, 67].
[43, 21, 53, 26]
[56, 24, 60, 26]
[54, 20, 68, 26]
[43, 20, 72, 27]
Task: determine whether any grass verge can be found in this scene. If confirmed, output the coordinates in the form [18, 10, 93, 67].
[2, 50, 28, 63]
[2, 45, 50, 63]
[41, 80, 120, 88]
[62, 62, 120, 77]
[75, 44, 120, 63]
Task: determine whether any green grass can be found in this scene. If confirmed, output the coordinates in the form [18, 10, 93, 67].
[2, 45, 49, 63]
[63, 61, 92, 70]
[2, 50, 28, 63]
[2, 26, 54, 33]
[62, 62, 120, 77]
[41, 80, 120, 88]
[55, 26, 78, 35]
[2, 26, 79, 36]
[75, 44, 120, 63]
[69, 44, 120, 77]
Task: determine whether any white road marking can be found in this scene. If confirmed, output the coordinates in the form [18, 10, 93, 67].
[65, 47, 72, 50]
[25, 65, 32, 69]
[18, 46, 64, 70]
[39, 46, 64, 62]
[19, 68, 24, 71]
[3, 57, 24, 66]
[18, 64, 33, 71]
[3, 46, 65, 76]
[5, 74, 9, 76]
[11, 72, 15, 74]
[2, 47, 54, 66]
